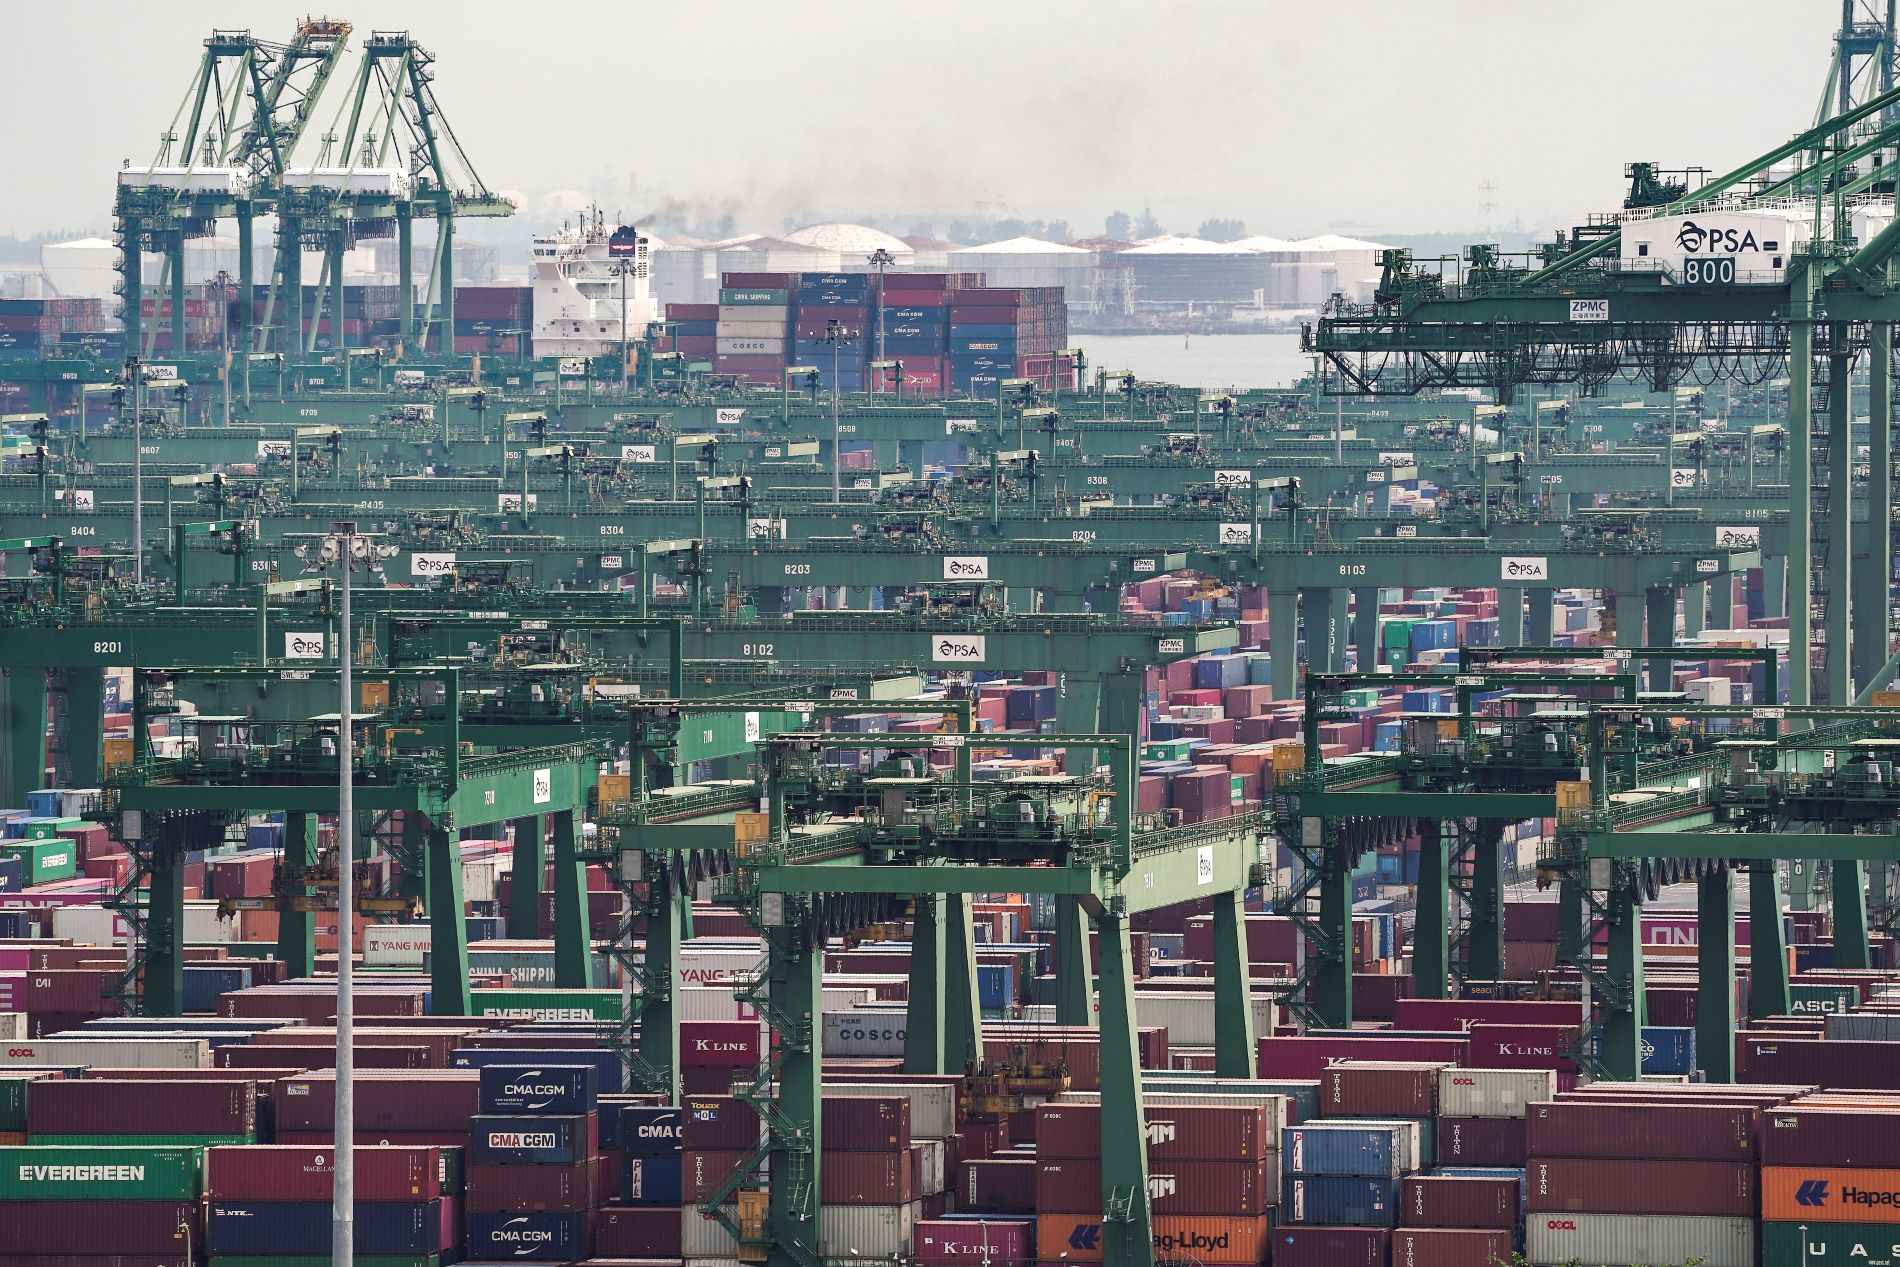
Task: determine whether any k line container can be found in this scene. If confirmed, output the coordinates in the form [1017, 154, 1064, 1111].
[1526, 1211, 1757, 1267]
[913, 1218, 1033, 1265]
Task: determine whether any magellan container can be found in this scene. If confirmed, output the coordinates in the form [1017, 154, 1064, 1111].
[1763, 1166, 1900, 1222]
[1529, 1157, 1755, 1217]
[1272, 1225, 1388, 1266]
[1527, 1211, 1757, 1267]
[1764, 1220, 1900, 1263]
[1282, 1175, 1400, 1227]
[205, 1144, 441, 1202]
[0, 1144, 201, 1200]
[1389, 1227, 1515, 1266]
[1435, 1067, 1554, 1119]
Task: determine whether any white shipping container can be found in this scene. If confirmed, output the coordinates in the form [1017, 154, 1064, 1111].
[0, 1036, 210, 1068]
[1827, 1011, 1900, 1041]
[52, 903, 237, 946]
[1526, 1211, 1755, 1267]
[1436, 1067, 1555, 1119]
[680, 1209, 739, 1258]
[714, 306, 790, 324]
[1129, 991, 1280, 1047]
[716, 337, 785, 356]
[0, 1012, 22, 1040]
[819, 1201, 917, 1259]
[715, 321, 789, 338]
[823, 1009, 906, 1057]
[684, 1260, 744, 1267]
[364, 924, 432, 966]
[915, 1138, 946, 1196]
[462, 857, 501, 905]
[827, 1082, 956, 1139]
[678, 944, 767, 987]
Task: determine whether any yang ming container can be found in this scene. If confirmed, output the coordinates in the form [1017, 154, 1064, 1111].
[1526, 1211, 1756, 1267]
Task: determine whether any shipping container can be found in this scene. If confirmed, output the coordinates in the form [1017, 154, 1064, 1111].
[1763, 1220, 1900, 1265]
[0, 1145, 201, 1200]
[1033, 1213, 1271, 1265]
[465, 1210, 588, 1261]
[26, 1078, 256, 1138]
[466, 1159, 594, 1212]
[476, 1064, 598, 1115]
[1762, 1106, 1900, 1167]
[1526, 1211, 1756, 1267]
[0, 1200, 199, 1253]
[1389, 1227, 1516, 1266]
[205, 1144, 442, 1202]
[1762, 1166, 1900, 1222]
[1400, 1173, 1518, 1228]
[466, 1114, 594, 1166]
[1528, 1157, 1754, 1217]
[207, 1202, 445, 1255]
[1282, 1176, 1400, 1227]
[1435, 1067, 1553, 1119]
[1525, 1099, 1756, 1160]
[1283, 1122, 1419, 1178]
[1271, 1225, 1388, 1266]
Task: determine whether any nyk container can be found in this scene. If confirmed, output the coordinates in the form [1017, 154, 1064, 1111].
[1526, 1211, 1756, 1267]
[466, 1210, 589, 1260]
[0, 1144, 201, 1200]
[1283, 1175, 1400, 1226]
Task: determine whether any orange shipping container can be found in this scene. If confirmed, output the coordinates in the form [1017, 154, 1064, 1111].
[1034, 1214, 1272, 1265]
[1762, 1166, 1900, 1222]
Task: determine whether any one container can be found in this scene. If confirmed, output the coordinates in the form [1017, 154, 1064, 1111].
[1528, 1158, 1755, 1217]
[1526, 1211, 1756, 1267]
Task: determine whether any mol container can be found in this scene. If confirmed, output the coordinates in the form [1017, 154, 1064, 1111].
[1526, 1211, 1757, 1267]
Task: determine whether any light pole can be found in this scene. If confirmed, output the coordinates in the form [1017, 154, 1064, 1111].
[819, 319, 852, 501]
[867, 247, 894, 363]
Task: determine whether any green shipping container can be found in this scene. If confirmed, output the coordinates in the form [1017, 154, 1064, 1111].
[1764, 1221, 1900, 1265]
[436, 1144, 464, 1196]
[468, 988, 622, 1022]
[718, 288, 788, 306]
[0, 1145, 202, 1200]
[1787, 982, 1861, 1014]
[0, 1077, 32, 1132]
[2, 838, 78, 884]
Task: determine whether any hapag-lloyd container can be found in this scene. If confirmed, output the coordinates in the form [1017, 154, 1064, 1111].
[1526, 1211, 1757, 1267]
[1037, 1101, 1271, 1160]
[0, 1144, 201, 1200]
[205, 1144, 441, 1201]
[1524, 1099, 1757, 1160]
[466, 1210, 588, 1261]
[1390, 1227, 1516, 1267]
[1033, 1213, 1273, 1265]
[914, 1217, 1034, 1265]
[1528, 1158, 1755, 1216]
[25, 1078, 256, 1137]
[1283, 1122, 1420, 1178]
[1762, 1166, 1900, 1222]
[1272, 1225, 1388, 1266]
[1435, 1067, 1554, 1118]
[1282, 1175, 1400, 1226]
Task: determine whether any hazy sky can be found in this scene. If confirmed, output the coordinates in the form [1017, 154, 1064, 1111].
[0, 1, 1845, 240]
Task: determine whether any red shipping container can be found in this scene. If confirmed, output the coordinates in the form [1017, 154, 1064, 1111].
[1272, 1226, 1389, 1266]
[207, 1144, 442, 1201]
[681, 1019, 762, 1068]
[1465, 1022, 1579, 1071]
[1392, 998, 1580, 1030]
[1321, 1062, 1445, 1117]
[1436, 1115, 1526, 1165]
[1761, 1105, 1900, 1167]
[682, 1096, 762, 1149]
[26, 1079, 255, 1137]
[273, 1072, 477, 1133]
[24, 969, 118, 1015]
[665, 303, 719, 321]
[823, 1095, 910, 1150]
[1400, 1174, 1518, 1228]
[1036, 1157, 1272, 1215]
[1527, 1158, 1754, 1216]
[596, 1207, 683, 1257]
[916, 1217, 1033, 1265]
[683, 1149, 750, 1202]
[1525, 1099, 1757, 1161]
[467, 1159, 595, 1212]
[1390, 1227, 1516, 1265]
[1261, 1035, 1470, 1081]
[822, 1150, 912, 1204]
[1037, 1102, 1269, 1161]
[0, 1203, 198, 1254]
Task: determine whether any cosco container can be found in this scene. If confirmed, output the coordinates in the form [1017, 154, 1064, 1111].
[467, 1114, 594, 1165]
[207, 1201, 446, 1255]
[477, 1064, 598, 1115]
[1282, 1175, 1400, 1226]
[0, 1144, 201, 1200]
[1435, 1067, 1553, 1119]
[1283, 1122, 1419, 1177]
[1526, 1211, 1757, 1267]
[465, 1210, 588, 1261]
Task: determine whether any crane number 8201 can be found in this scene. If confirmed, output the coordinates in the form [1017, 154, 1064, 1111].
[1682, 257, 1736, 286]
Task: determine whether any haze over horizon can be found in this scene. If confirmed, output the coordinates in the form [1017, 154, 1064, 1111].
[0, 1, 1845, 244]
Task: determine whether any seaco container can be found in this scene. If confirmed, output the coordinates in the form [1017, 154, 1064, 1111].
[476, 1064, 598, 1115]
[1282, 1175, 1400, 1227]
[467, 1114, 595, 1166]
[1528, 1158, 1755, 1217]
[1762, 1166, 1900, 1222]
[0, 1144, 201, 1200]
[1527, 1211, 1756, 1267]
[205, 1144, 441, 1201]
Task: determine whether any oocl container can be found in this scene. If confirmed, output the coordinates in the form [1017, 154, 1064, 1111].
[1435, 1067, 1553, 1118]
[1526, 1211, 1756, 1267]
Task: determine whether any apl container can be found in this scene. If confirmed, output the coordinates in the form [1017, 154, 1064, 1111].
[621, 1153, 684, 1205]
[1282, 1175, 1400, 1227]
[467, 1114, 595, 1166]
[466, 1210, 589, 1261]
[1526, 1211, 1757, 1267]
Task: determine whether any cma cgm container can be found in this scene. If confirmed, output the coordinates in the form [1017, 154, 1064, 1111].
[1527, 1211, 1757, 1267]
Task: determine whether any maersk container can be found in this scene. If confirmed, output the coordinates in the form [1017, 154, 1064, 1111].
[0, 1144, 202, 1200]
[1435, 1067, 1553, 1119]
[820, 1201, 919, 1259]
[466, 1210, 586, 1261]
[207, 1201, 446, 1255]
[476, 1064, 598, 1115]
[1283, 1122, 1417, 1178]
[467, 1114, 594, 1166]
[1526, 1211, 1756, 1267]
[1282, 1175, 1400, 1226]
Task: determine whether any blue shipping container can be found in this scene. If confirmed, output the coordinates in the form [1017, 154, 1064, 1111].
[182, 964, 255, 1014]
[466, 1211, 589, 1261]
[468, 1114, 593, 1165]
[606, 1105, 684, 1154]
[207, 1201, 445, 1255]
[1641, 1026, 1697, 1074]
[1281, 1176, 1400, 1227]
[478, 1064, 599, 1115]
[451, 1047, 624, 1093]
[976, 963, 1016, 1010]
[1282, 1124, 1406, 1178]
[621, 1154, 684, 1204]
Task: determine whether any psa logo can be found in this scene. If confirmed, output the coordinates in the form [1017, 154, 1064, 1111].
[942, 555, 990, 580]
[932, 635, 986, 663]
[283, 632, 325, 661]
[1675, 220, 1777, 254]
[1218, 523, 1253, 545]
[1715, 526, 1761, 549]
